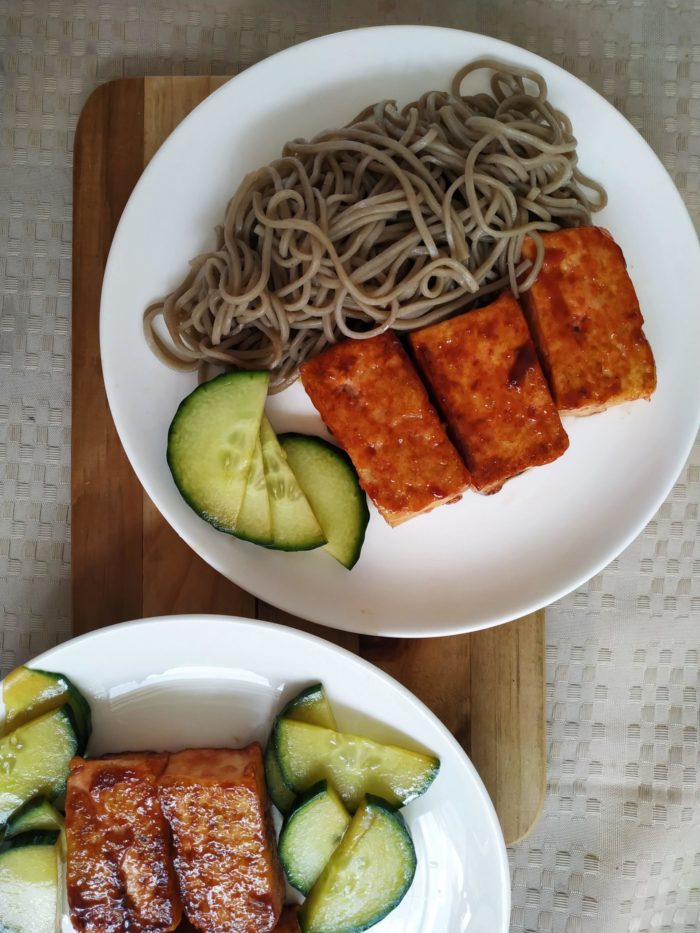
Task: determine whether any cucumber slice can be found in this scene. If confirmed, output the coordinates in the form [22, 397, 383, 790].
[260, 417, 325, 551]
[235, 435, 273, 546]
[279, 435, 369, 570]
[299, 795, 416, 933]
[0, 832, 61, 933]
[280, 683, 338, 730]
[1, 666, 91, 752]
[5, 798, 64, 839]
[264, 741, 295, 815]
[265, 684, 337, 814]
[167, 370, 269, 533]
[279, 781, 351, 895]
[274, 720, 439, 812]
[0, 706, 79, 827]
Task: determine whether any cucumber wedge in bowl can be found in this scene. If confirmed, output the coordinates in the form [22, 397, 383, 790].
[0, 831, 61, 933]
[265, 742, 297, 816]
[265, 683, 337, 815]
[1, 665, 91, 751]
[274, 718, 439, 812]
[279, 781, 351, 895]
[0, 705, 79, 827]
[299, 795, 416, 933]
[278, 683, 338, 730]
[5, 798, 64, 840]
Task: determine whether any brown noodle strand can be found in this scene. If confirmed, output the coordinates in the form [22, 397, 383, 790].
[144, 60, 607, 392]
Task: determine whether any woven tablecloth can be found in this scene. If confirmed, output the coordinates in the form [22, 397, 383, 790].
[1, 1, 699, 930]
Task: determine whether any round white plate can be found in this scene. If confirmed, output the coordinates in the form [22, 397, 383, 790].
[101, 26, 700, 637]
[21, 616, 509, 933]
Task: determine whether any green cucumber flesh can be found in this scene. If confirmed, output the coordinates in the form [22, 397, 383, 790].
[274, 719, 439, 812]
[2, 666, 91, 752]
[0, 832, 60, 933]
[280, 683, 337, 730]
[299, 795, 416, 933]
[260, 417, 325, 551]
[264, 740, 296, 814]
[167, 370, 269, 533]
[279, 781, 351, 895]
[5, 798, 64, 840]
[0, 706, 79, 828]
[235, 435, 273, 546]
[265, 684, 337, 814]
[279, 435, 369, 570]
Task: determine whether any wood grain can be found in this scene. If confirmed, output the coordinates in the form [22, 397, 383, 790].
[359, 634, 472, 749]
[72, 75, 545, 845]
[72, 79, 146, 635]
[141, 497, 256, 619]
[144, 76, 229, 163]
[257, 601, 360, 653]
[470, 614, 546, 843]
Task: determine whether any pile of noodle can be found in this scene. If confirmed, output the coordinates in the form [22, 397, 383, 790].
[144, 59, 607, 392]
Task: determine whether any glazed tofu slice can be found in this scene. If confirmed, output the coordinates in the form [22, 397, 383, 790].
[158, 745, 284, 933]
[65, 753, 182, 933]
[521, 226, 656, 414]
[173, 911, 298, 933]
[300, 332, 471, 525]
[409, 293, 569, 493]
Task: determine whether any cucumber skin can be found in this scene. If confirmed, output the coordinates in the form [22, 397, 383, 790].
[273, 718, 440, 811]
[31, 668, 91, 755]
[279, 781, 350, 895]
[279, 684, 337, 729]
[278, 434, 369, 570]
[2, 667, 91, 754]
[351, 796, 417, 927]
[298, 795, 416, 933]
[0, 830, 60, 853]
[264, 740, 296, 814]
[265, 684, 337, 813]
[166, 370, 268, 535]
[0, 832, 61, 933]
[0, 705, 79, 828]
[5, 798, 64, 840]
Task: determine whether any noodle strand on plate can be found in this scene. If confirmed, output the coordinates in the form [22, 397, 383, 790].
[144, 59, 607, 392]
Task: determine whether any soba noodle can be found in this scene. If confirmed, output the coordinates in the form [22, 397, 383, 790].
[144, 60, 607, 392]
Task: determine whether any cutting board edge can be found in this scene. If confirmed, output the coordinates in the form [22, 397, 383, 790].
[71, 74, 546, 847]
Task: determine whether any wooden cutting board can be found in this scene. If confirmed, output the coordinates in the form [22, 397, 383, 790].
[72, 76, 546, 846]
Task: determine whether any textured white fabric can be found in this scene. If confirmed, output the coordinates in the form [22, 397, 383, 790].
[0, 2, 698, 930]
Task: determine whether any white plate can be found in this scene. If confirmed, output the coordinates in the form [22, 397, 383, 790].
[101, 26, 700, 637]
[19, 615, 509, 933]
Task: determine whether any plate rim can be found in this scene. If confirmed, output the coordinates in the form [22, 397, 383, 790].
[30, 612, 511, 931]
[99, 25, 700, 637]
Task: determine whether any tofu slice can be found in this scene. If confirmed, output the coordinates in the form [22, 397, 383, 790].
[65, 752, 182, 933]
[158, 745, 284, 933]
[174, 909, 298, 933]
[300, 332, 471, 526]
[521, 226, 656, 414]
[409, 293, 569, 493]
